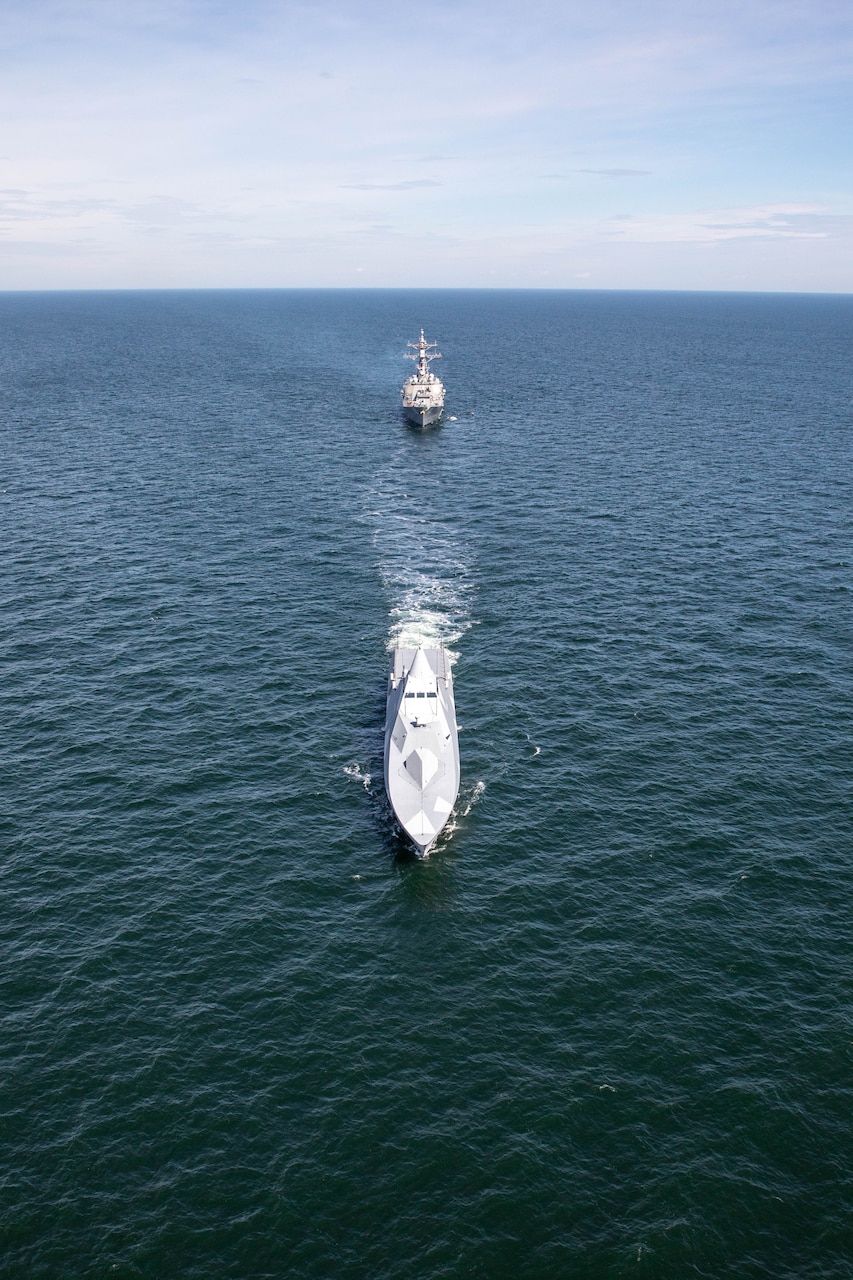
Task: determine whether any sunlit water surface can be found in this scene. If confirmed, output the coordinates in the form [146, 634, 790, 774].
[2, 289, 852, 1279]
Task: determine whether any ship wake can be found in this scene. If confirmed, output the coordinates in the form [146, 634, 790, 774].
[365, 455, 474, 657]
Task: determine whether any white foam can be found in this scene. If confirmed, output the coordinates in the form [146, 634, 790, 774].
[461, 780, 485, 816]
[343, 763, 371, 791]
[365, 457, 474, 655]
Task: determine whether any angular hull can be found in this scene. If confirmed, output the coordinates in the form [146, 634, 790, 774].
[383, 646, 460, 856]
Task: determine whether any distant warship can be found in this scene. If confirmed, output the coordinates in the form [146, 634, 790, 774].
[401, 330, 445, 427]
[384, 646, 460, 855]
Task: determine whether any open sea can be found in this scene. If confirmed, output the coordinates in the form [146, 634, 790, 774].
[2, 288, 852, 1279]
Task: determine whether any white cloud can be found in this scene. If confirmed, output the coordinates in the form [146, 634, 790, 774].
[340, 181, 442, 192]
[577, 170, 653, 178]
[606, 204, 832, 243]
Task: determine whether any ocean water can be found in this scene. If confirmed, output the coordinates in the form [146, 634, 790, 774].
[1, 288, 852, 1279]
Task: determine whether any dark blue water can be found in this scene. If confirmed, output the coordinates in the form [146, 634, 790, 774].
[2, 289, 852, 1279]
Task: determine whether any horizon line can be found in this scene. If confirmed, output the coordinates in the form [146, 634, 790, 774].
[0, 285, 851, 298]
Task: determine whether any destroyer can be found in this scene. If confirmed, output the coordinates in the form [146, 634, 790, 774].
[401, 330, 445, 427]
[384, 646, 460, 855]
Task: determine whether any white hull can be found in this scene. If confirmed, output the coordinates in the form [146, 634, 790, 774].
[384, 647, 460, 855]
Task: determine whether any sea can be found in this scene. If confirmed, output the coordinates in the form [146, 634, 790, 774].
[2, 289, 852, 1280]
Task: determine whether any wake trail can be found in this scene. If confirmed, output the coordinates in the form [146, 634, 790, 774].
[364, 450, 475, 658]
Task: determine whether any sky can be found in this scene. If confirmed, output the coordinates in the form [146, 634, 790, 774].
[1, 0, 852, 291]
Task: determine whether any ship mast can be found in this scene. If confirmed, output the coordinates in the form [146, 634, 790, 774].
[405, 329, 442, 379]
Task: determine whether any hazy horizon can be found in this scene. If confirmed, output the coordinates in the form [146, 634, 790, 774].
[3, 285, 853, 296]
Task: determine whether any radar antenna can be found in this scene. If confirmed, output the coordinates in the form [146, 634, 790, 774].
[404, 329, 442, 376]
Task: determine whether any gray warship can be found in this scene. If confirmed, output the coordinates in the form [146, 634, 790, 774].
[384, 646, 460, 856]
[401, 330, 445, 427]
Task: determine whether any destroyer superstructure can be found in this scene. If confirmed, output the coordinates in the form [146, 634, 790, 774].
[401, 330, 445, 427]
[384, 646, 460, 855]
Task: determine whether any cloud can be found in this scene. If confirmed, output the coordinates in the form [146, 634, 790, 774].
[607, 203, 832, 243]
[576, 168, 652, 177]
[0, 191, 118, 223]
[340, 180, 442, 191]
[0, 1, 852, 288]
